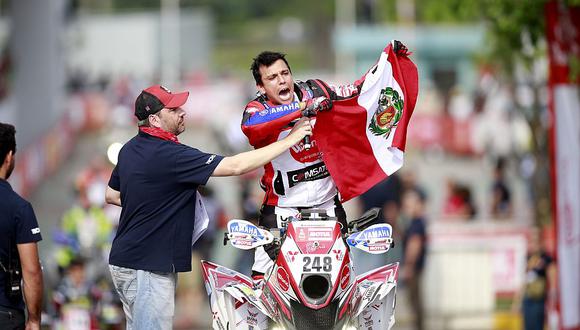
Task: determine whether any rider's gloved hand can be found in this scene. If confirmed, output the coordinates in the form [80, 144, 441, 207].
[303, 96, 332, 116]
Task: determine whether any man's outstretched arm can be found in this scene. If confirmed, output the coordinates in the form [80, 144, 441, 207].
[214, 117, 312, 176]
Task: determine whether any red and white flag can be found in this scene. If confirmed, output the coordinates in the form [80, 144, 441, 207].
[315, 41, 418, 202]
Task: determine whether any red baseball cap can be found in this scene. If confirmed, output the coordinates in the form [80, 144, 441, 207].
[134, 85, 189, 120]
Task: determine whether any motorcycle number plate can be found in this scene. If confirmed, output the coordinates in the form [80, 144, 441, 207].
[302, 256, 333, 273]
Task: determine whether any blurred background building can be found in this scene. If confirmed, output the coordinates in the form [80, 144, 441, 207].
[0, 0, 578, 329]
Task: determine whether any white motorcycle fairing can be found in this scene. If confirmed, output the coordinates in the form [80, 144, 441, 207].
[261, 220, 353, 329]
[201, 209, 399, 330]
[351, 262, 399, 330]
[201, 261, 271, 330]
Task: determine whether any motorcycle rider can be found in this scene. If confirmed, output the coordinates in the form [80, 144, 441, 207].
[242, 51, 364, 279]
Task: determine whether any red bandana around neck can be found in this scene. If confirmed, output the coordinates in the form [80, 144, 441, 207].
[139, 126, 180, 143]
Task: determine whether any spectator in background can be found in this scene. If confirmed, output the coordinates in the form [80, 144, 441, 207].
[0, 122, 44, 330]
[401, 188, 428, 330]
[401, 170, 425, 197]
[236, 175, 265, 275]
[360, 173, 403, 213]
[512, 227, 556, 330]
[443, 179, 476, 220]
[241, 175, 263, 224]
[490, 157, 512, 219]
[53, 158, 115, 277]
[442, 179, 463, 217]
[192, 186, 225, 262]
[52, 258, 95, 319]
[457, 184, 477, 219]
[359, 173, 404, 268]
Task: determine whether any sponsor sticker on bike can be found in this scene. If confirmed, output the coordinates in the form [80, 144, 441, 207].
[285, 250, 299, 262]
[340, 265, 351, 290]
[307, 228, 334, 241]
[227, 219, 273, 250]
[277, 267, 290, 292]
[346, 224, 393, 254]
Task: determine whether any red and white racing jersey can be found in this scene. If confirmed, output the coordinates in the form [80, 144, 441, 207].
[241, 79, 361, 207]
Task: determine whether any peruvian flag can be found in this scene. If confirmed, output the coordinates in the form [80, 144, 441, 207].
[315, 40, 418, 202]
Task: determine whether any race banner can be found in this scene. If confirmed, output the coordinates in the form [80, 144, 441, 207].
[546, 2, 580, 329]
[314, 41, 418, 202]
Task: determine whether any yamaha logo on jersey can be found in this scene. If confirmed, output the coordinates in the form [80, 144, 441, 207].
[258, 102, 300, 116]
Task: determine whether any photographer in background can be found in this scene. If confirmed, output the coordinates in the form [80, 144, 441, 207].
[0, 122, 44, 330]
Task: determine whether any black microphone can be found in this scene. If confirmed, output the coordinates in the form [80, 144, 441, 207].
[301, 97, 331, 150]
[304, 134, 311, 150]
[301, 102, 316, 151]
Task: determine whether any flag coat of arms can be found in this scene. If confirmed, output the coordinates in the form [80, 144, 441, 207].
[314, 41, 419, 202]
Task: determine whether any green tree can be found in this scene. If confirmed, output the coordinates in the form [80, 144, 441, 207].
[478, 0, 551, 226]
[413, 0, 579, 225]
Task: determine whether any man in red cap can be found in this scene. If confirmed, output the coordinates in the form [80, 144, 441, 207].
[105, 84, 312, 329]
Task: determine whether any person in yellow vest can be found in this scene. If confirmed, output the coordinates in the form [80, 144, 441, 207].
[54, 161, 115, 274]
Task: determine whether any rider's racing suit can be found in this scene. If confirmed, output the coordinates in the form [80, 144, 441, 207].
[241, 78, 362, 275]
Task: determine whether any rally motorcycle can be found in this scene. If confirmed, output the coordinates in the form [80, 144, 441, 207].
[201, 208, 398, 330]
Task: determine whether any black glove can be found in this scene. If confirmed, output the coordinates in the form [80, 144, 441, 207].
[303, 96, 332, 116]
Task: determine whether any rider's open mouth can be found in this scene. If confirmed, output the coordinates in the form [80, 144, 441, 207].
[279, 88, 291, 99]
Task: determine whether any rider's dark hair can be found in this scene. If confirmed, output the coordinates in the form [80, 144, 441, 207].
[0, 122, 16, 163]
[250, 51, 291, 86]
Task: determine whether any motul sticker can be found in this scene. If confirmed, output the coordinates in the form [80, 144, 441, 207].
[368, 244, 388, 252]
[295, 227, 333, 242]
[308, 228, 333, 241]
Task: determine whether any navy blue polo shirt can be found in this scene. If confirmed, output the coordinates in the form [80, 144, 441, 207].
[0, 179, 42, 311]
[108, 131, 224, 273]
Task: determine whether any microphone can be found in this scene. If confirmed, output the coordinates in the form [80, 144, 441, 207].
[304, 133, 312, 150]
[300, 97, 331, 150]
[301, 100, 317, 151]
